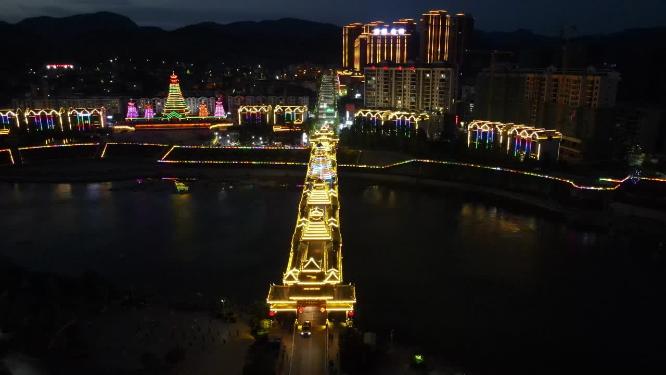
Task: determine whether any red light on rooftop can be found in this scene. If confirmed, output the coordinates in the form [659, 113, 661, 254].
[170, 71, 179, 84]
[46, 64, 74, 70]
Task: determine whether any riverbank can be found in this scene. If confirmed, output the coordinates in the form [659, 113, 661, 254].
[1, 160, 664, 229]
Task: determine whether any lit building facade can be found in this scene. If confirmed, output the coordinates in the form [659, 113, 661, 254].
[238, 104, 308, 131]
[342, 23, 364, 70]
[344, 19, 417, 71]
[0, 107, 106, 132]
[226, 95, 309, 117]
[12, 97, 124, 117]
[363, 65, 456, 113]
[420, 10, 473, 67]
[354, 108, 433, 137]
[467, 120, 563, 162]
[343, 10, 473, 71]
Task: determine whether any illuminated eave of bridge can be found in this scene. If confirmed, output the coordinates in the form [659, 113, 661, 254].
[302, 257, 322, 272]
[301, 220, 332, 241]
[283, 268, 300, 284]
[307, 188, 332, 205]
[324, 269, 340, 283]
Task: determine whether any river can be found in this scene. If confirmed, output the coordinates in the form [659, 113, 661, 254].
[0, 178, 664, 373]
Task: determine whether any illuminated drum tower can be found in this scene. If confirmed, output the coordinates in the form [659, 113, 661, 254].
[162, 72, 190, 119]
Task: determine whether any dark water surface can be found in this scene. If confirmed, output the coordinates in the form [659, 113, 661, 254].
[1, 179, 664, 373]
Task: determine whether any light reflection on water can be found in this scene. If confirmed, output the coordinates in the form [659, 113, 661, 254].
[54, 183, 72, 200]
[85, 182, 112, 200]
[0, 179, 661, 373]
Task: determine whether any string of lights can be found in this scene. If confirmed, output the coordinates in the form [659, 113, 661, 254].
[100, 142, 171, 159]
[5, 142, 664, 191]
[0, 148, 15, 165]
[157, 160, 308, 166]
[18, 143, 99, 151]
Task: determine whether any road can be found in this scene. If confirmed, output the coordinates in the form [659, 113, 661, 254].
[291, 322, 327, 375]
[281, 307, 335, 375]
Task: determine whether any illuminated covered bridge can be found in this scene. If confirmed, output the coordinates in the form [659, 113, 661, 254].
[267, 126, 356, 317]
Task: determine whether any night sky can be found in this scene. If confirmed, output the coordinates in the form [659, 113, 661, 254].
[2, 0, 665, 34]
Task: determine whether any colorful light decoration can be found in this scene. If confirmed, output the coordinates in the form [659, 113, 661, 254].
[198, 101, 209, 117]
[144, 104, 155, 119]
[67, 108, 105, 130]
[467, 120, 562, 161]
[118, 75, 235, 130]
[1, 108, 106, 132]
[238, 105, 272, 125]
[24, 109, 63, 131]
[126, 100, 138, 119]
[273, 105, 307, 125]
[133, 123, 215, 130]
[354, 109, 427, 136]
[0, 110, 20, 135]
[162, 72, 190, 119]
[214, 97, 226, 117]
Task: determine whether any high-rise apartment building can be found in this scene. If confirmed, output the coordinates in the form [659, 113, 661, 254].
[343, 10, 473, 71]
[475, 65, 620, 160]
[364, 64, 456, 113]
[343, 19, 417, 71]
[476, 66, 619, 124]
[419, 10, 474, 67]
[342, 23, 364, 70]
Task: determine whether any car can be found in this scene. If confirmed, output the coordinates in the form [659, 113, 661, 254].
[300, 321, 312, 337]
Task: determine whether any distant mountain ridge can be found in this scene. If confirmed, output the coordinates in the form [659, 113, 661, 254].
[0, 12, 342, 67]
[2, 11, 664, 67]
[15, 11, 139, 34]
[0, 12, 664, 104]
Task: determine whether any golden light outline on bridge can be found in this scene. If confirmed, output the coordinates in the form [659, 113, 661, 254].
[267, 125, 356, 315]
